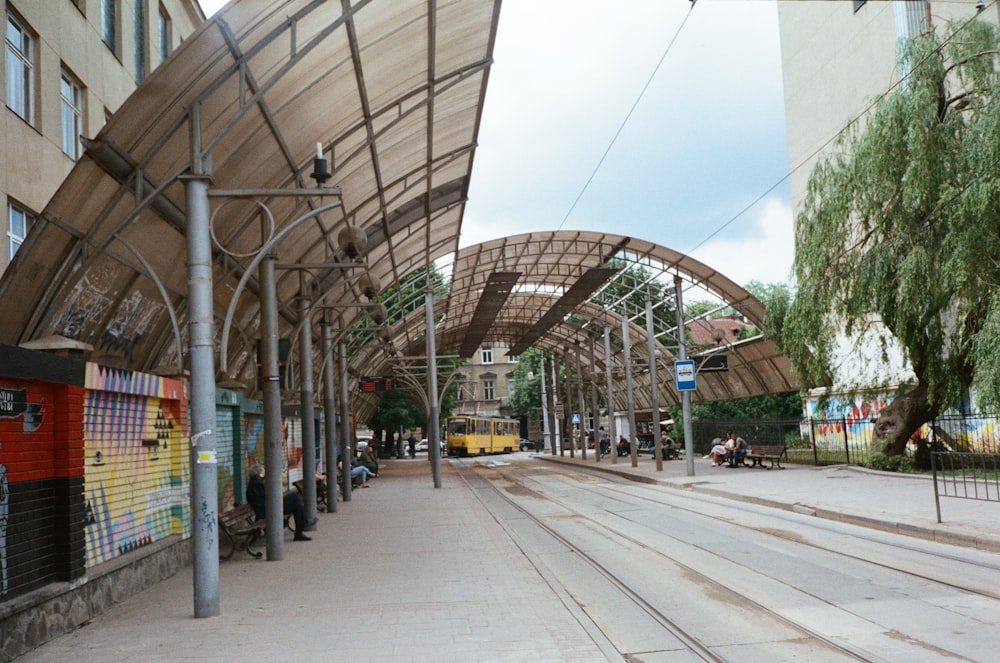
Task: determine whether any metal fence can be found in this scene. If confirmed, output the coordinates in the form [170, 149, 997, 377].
[931, 452, 1000, 523]
[686, 412, 1000, 467]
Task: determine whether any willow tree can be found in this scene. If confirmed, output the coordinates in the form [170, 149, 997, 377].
[785, 20, 1000, 454]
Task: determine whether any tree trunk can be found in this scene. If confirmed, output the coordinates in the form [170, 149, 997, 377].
[872, 383, 939, 455]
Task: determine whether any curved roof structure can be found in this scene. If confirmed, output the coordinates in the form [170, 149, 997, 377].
[0, 0, 796, 424]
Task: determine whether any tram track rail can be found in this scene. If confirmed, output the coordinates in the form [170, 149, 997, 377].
[453, 458, 882, 662]
[562, 460, 1000, 602]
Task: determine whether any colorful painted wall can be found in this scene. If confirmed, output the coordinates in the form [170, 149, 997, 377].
[215, 389, 242, 511]
[83, 365, 189, 568]
[0, 345, 86, 601]
[243, 405, 302, 493]
[806, 393, 892, 451]
[806, 390, 997, 453]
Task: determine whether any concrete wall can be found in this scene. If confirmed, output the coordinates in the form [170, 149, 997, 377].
[1, 0, 204, 270]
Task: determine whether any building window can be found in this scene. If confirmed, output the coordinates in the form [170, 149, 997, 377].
[158, 5, 171, 62]
[102, 0, 117, 53]
[8, 203, 35, 262]
[481, 345, 493, 364]
[5, 14, 34, 123]
[60, 70, 84, 159]
[134, 0, 147, 83]
[482, 380, 495, 400]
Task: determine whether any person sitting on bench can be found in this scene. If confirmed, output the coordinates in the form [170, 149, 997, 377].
[246, 463, 311, 541]
[726, 431, 749, 467]
[656, 432, 677, 460]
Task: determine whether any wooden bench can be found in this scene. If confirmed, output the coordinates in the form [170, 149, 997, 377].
[293, 477, 329, 512]
[744, 444, 787, 469]
[218, 503, 265, 560]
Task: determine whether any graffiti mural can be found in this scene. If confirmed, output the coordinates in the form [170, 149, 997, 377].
[0, 374, 81, 600]
[243, 412, 302, 492]
[83, 365, 188, 567]
[806, 394, 893, 451]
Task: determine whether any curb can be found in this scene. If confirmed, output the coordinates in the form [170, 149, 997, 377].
[535, 455, 1000, 553]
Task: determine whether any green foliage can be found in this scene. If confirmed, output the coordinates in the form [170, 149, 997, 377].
[686, 300, 721, 319]
[507, 348, 547, 418]
[745, 280, 791, 349]
[594, 260, 677, 337]
[867, 452, 915, 474]
[784, 21, 1000, 410]
[380, 262, 449, 324]
[688, 391, 803, 420]
[368, 389, 425, 437]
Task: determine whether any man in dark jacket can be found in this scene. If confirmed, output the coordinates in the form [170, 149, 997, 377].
[246, 463, 311, 541]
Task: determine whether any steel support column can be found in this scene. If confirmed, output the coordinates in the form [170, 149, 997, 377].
[603, 326, 618, 466]
[539, 353, 550, 454]
[260, 243, 284, 560]
[321, 318, 337, 513]
[589, 335, 601, 463]
[675, 276, 696, 476]
[550, 356, 561, 455]
[339, 340, 353, 501]
[183, 166, 219, 617]
[646, 298, 663, 472]
[298, 277, 317, 526]
[575, 341, 587, 460]
[622, 315, 639, 468]
[425, 290, 442, 488]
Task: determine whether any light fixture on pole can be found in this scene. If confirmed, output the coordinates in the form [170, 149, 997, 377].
[337, 225, 367, 260]
[310, 142, 332, 185]
[358, 272, 381, 300]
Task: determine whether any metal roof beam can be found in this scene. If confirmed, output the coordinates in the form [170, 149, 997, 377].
[458, 271, 521, 357]
[508, 266, 619, 356]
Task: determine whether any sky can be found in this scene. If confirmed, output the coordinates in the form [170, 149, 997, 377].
[197, 0, 794, 290]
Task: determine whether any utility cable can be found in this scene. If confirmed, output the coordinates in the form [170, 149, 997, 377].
[556, 2, 697, 231]
[686, 0, 998, 260]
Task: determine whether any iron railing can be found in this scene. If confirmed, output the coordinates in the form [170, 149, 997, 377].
[931, 452, 1000, 523]
[684, 413, 1000, 467]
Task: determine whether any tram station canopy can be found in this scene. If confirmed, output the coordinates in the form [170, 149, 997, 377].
[0, 0, 796, 422]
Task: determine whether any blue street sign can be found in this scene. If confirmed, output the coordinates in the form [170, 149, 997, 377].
[675, 360, 696, 391]
[571, 413, 580, 424]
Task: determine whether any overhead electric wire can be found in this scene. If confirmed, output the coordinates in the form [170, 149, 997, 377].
[555, 2, 697, 232]
[687, 0, 999, 264]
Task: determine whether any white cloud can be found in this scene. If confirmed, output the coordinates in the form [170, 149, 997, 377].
[690, 196, 795, 288]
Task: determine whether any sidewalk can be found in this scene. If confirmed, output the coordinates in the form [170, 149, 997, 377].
[535, 451, 1000, 552]
[15, 456, 613, 663]
[14, 453, 1000, 662]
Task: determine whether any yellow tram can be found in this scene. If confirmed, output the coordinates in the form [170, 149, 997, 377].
[446, 415, 520, 456]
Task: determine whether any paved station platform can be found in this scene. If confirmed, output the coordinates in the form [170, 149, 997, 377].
[15, 453, 999, 662]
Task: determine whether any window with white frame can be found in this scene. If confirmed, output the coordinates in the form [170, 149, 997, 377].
[481, 345, 493, 364]
[482, 379, 495, 400]
[102, 0, 117, 53]
[5, 13, 34, 123]
[8, 203, 35, 263]
[60, 70, 83, 159]
[158, 5, 171, 63]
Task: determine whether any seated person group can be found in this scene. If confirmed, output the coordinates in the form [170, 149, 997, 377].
[707, 431, 747, 467]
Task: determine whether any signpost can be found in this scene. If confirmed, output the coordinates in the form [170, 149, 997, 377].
[675, 359, 696, 392]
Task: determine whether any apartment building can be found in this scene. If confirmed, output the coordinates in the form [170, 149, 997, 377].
[456, 341, 517, 418]
[776, 0, 999, 401]
[778, 0, 998, 215]
[2, 0, 204, 271]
